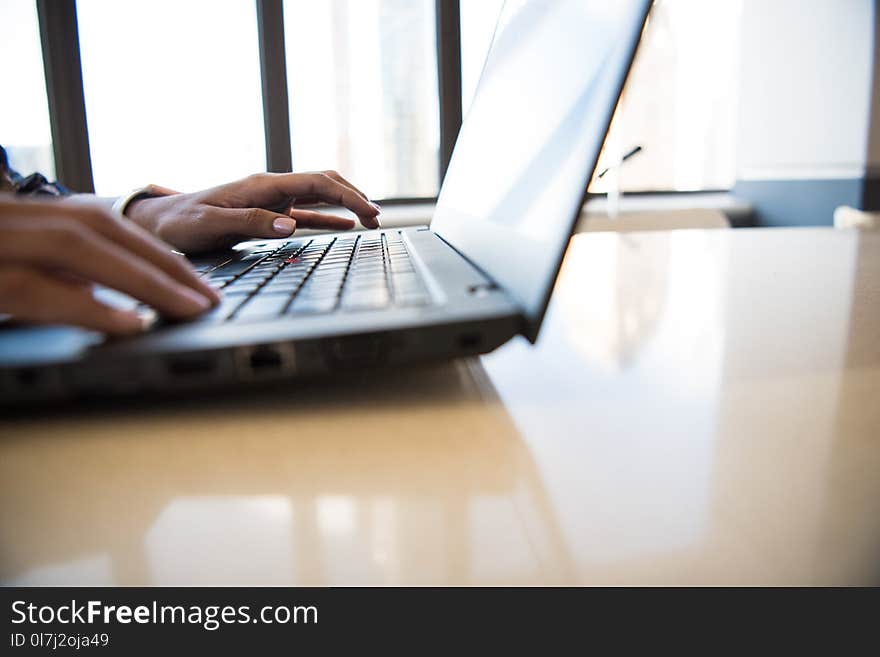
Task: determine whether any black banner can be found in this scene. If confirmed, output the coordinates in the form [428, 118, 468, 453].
[1, 587, 875, 654]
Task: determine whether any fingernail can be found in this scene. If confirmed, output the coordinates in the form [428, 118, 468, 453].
[370, 201, 381, 211]
[273, 217, 296, 236]
[136, 309, 157, 332]
[116, 310, 150, 334]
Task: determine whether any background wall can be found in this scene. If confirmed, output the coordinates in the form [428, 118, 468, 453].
[734, 0, 879, 226]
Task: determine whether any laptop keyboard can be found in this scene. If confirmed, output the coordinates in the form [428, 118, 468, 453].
[194, 231, 431, 324]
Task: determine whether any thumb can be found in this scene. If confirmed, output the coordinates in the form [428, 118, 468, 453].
[203, 207, 297, 240]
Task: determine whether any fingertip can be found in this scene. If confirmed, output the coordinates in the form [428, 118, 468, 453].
[273, 217, 297, 237]
[192, 275, 223, 304]
[354, 199, 380, 218]
[202, 283, 223, 305]
[107, 309, 148, 336]
[173, 287, 213, 316]
[362, 215, 381, 229]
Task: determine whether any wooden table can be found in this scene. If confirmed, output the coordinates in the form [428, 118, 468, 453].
[2, 227, 879, 585]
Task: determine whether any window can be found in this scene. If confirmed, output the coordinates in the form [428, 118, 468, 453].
[594, 0, 741, 192]
[19, 0, 741, 199]
[460, 0, 742, 193]
[0, 0, 55, 178]
[76, 0, 266, 196]
[283, 0, 440, 200]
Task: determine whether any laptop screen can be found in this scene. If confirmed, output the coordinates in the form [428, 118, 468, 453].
[431, 0, 651, 340]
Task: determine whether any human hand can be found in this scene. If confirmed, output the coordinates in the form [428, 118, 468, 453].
[126, 171, 381, 253]
[0, 195, 221, 335]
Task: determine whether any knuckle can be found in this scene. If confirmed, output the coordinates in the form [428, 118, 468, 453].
[243, 208, 262, 228]
[191, 206, 209, 225]
[316, 173, 336, 191]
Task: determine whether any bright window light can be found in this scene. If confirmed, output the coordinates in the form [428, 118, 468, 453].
[283, 0, 440, 200]
[0, 0, 55, 179]
[77, 0, 266, 196]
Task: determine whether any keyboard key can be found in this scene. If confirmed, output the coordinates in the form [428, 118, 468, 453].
[347, 278, 387, 290]
[237, 273, 271, 283]
[241, 252, 269, 261]
[207, 273, 236, 282]
[287, 297, 338, 314]
[262, 277, 304, 291]
[234, 295, 290, 320]
[196, 297, 247, 323]
[274, 274, 308, 285]
[224, 282, 261, 293]
[395, 293, 429, 306]
[210, 259, 260, 277]
[311, 268, 346, 277]
[341, 289, 390, 310]
[299, 285, 342, 299]
[273, 268, 308, 279]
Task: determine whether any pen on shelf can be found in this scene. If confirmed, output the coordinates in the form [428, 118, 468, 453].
[597, 145, 643, 179]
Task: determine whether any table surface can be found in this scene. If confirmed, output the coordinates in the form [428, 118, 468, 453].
[2, 227, 879, 586]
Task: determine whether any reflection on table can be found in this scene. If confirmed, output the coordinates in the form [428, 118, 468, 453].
[2, 228, 879, 585]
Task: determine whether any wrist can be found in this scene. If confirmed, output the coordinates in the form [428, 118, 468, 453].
[113, 186, 155, 217]
[115, 184, 179, 230]
[124, 194, 164, 231]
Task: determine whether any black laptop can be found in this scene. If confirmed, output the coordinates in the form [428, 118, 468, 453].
[0, 0, 652, 403]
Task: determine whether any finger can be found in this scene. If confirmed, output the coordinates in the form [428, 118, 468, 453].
[285, 196, 326, 208]
[72, 205, 221, 304]
[0, 266, 144, 335]
[0, 220, 213, 319]
[144, 183, 181, 196]
[3, 198, 220, 304]
[201, 206, 299, 240]
[320, 170, 370, 202]
[262, 173, 380, 229]
[288, 208, 356, 231]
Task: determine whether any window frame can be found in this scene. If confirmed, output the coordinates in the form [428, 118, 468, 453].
[36, 0, 94, 193]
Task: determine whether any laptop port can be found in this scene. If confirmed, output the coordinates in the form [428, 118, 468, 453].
[166, 354, 217, 378]
[249, 345, 283, 372]
[237, 343, 295, 378]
